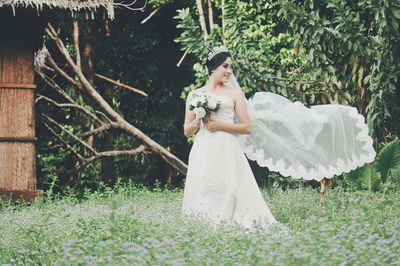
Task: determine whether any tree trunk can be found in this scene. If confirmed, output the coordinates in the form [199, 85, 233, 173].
[207, 0, 214, 32]
[101, 130, 117, 186]
[44, 23, 188, 176]
[221, 0, 226, 45]
[81, 40, 95, 147]
[320, 178, 332, 205]
[196, 0, 208, 40]
[101, 85, 117, 186]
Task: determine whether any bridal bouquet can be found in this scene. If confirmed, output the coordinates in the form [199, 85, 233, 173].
[189, 92, 221, 119]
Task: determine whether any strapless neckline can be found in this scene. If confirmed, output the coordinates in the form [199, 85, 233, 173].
[199, 90, 235, 104]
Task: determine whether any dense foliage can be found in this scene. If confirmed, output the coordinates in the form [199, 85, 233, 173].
[36, 0, 400, 192]
[278, 0, 400, 146]
[1, 187, 399, 264]
[175, 0, 400, 144]
[176, 1, 301, 98]
[174, 0, 400, 189]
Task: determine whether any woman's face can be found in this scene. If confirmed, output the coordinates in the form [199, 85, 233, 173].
[212, 57, 233, 83]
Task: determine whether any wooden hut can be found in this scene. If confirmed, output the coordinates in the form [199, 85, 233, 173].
[0, 0, 114, 201]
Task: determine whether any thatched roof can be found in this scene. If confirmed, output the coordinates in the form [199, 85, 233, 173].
[0, 0, 115, 18]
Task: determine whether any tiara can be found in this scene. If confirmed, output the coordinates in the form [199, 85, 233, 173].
[207, 45, 229, 60]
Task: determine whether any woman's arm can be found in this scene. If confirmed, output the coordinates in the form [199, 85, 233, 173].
[183, 91, 200, 137]
[204, 92, 251, 135]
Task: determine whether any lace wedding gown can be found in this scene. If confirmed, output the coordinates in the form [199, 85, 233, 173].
[182, 94, 277, 228]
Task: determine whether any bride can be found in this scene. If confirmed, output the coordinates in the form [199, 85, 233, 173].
[181, 46, 375, 228]
[182, 46, 276, 228]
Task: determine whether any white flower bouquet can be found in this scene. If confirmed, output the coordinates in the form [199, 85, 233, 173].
[189, 92, 221, 119]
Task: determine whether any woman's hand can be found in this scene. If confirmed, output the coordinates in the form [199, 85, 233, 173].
[202, 113, 211, 123]
[203, 118, 220, 132]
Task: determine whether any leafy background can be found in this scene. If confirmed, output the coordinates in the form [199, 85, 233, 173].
[36, 0, 400, 194]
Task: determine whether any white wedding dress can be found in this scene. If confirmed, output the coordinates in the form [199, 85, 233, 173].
[182, 93, 277, 228]
[182, 85, 375, 228]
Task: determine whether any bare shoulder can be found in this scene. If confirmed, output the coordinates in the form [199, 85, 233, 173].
[224, 85, 244, 102]
[186, 87, 205, 99]
[191, 87, 207, 95]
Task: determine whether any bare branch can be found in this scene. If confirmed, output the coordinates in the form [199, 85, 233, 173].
[50, 122, 119, 150]
[42, 121, 85, 161]
[141, 7, 160, 24]
[94, 73, 148, 97]
[176, 51, 188, 67]
[42, 114, 97, 155]
[95, 111, 113, 123]
[37, 71, 113, 123]
[36, 71, 107, 126]
[47, 23, 122, 122]
[119, 122, 188, 175]
[45, 51, 82, 89]
[44, 118, 146, 165]
[114, 0, 138, 8]
[84, 145, 146, 163]
[35, 95, 45, 104]
[46, 24, 79, 71]
[36, 94, 103, 125]
[114, 0, 147, 11]
[45, 22, 188, 175]
[37, 71, 79, 104]
[46, 23, 57, 36]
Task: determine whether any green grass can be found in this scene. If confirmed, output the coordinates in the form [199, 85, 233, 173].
[0, 186, 399, 265]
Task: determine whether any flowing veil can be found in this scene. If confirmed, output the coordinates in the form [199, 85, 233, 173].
[225, 75, 376, 181]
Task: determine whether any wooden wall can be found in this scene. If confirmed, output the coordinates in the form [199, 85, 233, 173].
[0, 11, 43, 192]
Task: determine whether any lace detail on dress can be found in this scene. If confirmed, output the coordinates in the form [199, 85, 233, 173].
[239, 92, 376, 181]
[202, 175, 237, 195]
[210, 94, 235, 123]
[202, 176, 229, 193]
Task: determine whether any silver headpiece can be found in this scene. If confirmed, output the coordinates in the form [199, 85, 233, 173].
[207, 45, 229, 60]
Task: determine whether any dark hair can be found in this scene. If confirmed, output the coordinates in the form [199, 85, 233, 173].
[205, 52, 231, 76]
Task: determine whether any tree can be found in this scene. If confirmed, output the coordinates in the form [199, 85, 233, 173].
[278, 0, 400, 146]
[36, 3, 194, 192]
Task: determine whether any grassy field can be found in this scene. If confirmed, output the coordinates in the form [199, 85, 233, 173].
[0, 186, 399, 265]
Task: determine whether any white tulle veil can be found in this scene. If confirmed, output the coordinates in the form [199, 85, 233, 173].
[225, 74, 376, 181]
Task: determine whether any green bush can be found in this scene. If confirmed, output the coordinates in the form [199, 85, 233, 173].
[344, 139, 400, 190]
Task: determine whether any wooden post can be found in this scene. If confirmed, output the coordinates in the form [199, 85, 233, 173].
[0, 10, 44, 202]
[320, 178, 332, 205]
